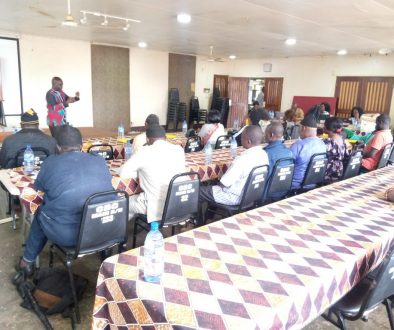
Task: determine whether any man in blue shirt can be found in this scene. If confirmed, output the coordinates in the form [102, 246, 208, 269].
[18, 125, 113, 274]
[263, 122, 293, 201]
[290, 116, 326, 189]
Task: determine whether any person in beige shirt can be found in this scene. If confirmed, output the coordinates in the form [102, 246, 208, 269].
[291, 103, 304, 123]
[132, 114, 160, 153]
[120, 125, 186, 222]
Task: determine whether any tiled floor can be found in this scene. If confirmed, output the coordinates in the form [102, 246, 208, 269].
[0, 194, 391, 329]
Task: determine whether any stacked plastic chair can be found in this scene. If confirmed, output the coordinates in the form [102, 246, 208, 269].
[212, 97, 230, 128]
[190, 97, 200, 124]
[177, 102, 187, 130]
[167, 88, 180, 131]
[198, 109, 207, 124]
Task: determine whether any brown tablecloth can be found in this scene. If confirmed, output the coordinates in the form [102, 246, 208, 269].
[92, 166, 394, 329]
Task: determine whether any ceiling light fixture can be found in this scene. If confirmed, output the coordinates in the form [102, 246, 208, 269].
[123, 21, 130, 31]
[177, 13, 191, 24]
[101, 16, 108, 26]
[337, 49, 347, 55]
[80, 10, 141, 30]
[80, 12, 87, 24]
[378, 48, 391, 55]
[138, 41, 147, 48]
[285, 38, 297, 45]
[229, 55, 237, 60]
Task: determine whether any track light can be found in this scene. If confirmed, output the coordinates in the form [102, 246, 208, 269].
[123, 21, 130, 31]
[101, 16, 108, 26]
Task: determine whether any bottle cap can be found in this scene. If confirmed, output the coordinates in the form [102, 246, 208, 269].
[151, 221, 159, 231]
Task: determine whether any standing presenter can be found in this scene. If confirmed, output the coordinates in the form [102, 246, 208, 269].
[46, 76, 80, 136]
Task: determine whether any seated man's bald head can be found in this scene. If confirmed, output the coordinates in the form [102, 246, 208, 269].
[242, 125, 263, 148]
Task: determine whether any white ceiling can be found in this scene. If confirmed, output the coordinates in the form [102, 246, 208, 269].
[1, 0, 394, 59]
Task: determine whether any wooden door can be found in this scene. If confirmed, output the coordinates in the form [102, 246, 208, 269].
[213, 75, 229, 97]
[264, 78, 283, 111]
[335, 76, 394, 118]
[91, 45, 130, 130]
[335, 77, 363, 119]
[361, 77, 394, 114]
[227, 77, 249, 128]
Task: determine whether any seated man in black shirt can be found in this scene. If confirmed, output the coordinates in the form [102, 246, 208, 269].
[0, 109, 57, 168]
[17, 125, 114, 274]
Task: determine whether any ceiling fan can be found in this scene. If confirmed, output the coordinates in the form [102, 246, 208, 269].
[207, 46, 226, 62]
[62, 0, 78, 27]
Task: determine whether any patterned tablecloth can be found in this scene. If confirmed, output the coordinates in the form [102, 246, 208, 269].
[8, 140, 295, 214]
[82, 133, 188, 159]
[92, 166, 394, 330]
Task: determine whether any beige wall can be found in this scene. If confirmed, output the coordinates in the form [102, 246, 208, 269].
[19, 34, 93, 128]
[195, 55, 394, 123]
[129, 48, 169, 126]
[15, 34, 394, 128]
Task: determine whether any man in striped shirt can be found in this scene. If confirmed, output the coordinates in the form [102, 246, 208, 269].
[46, 76, 80, 136]
[200, 125, 269, 205]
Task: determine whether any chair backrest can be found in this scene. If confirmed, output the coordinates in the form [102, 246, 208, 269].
[377, 143, 393, 169]
[239, 165, 269, 211]
[75, 190, 129, 257]
[301, 152, 328, 188]
[215, 135, 231, 149]
[388, 145, 394, 165]
[161, 172, 200, 227]
[342, 150, 362, 180]
[358, 246, 394, 316]
[15, 146, 51, 167]
[265, 158, 295, 196]
[87, 144, 114, 160]
[184, 136, 202, 153]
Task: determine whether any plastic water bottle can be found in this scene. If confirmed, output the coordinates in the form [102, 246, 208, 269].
[124, 140, 133, 160]
[117, 123, 125, 139]
[23, 145, 35, 175]
[182, 120, 188, 135]
[230, 137, 238, 159]
[204, 143, 212, 165]
[144, 221, 164, 283]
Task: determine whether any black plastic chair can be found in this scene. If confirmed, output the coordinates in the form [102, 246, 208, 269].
[341, 150, 362, 180]
[49, 190, 129, 324]
[214, 135, 231, 149]
[131, 172, 200, 248]
[87, 144, 114, 160]
[184, 136, 202, 153]
[14, 146, 51, 167]
[377, 143, 393, 169]
[388, 145, 394, 166]
[205, 165, 269, 223]
[299, 152, 328, 191]
[262, 158, 294, 204]
[322, 246, 394, 330]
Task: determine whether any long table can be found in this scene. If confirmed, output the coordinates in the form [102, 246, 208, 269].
[0, 146, 241, 214]
[92, 166, 394, 330]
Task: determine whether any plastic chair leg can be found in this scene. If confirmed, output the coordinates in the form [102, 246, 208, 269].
[66, 259, 80, 324]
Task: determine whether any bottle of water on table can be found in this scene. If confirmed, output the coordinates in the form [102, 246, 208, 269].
[117, 122, 125, 139]
[182, 120, 188, 135]
[230, 137, 238, 159]
[124, 140, 133, 161]
[144, 221, 164, 283]
[23, 144, 35, 175]
[204, 143, 212, 165]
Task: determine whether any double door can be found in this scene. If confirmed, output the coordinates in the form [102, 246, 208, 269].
[213, 75, 283, 127]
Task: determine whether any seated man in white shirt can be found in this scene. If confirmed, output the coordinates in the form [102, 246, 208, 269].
[120, 125, 186, 222]
[132, 114, 160, 153]
[200, 125, 269, 205]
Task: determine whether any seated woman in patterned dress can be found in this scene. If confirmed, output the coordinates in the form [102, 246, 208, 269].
[323, 117, 350, 184]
